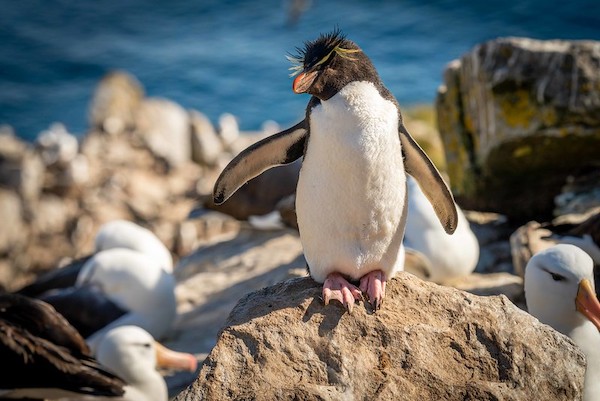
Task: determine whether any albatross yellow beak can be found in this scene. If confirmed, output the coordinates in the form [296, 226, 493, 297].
[576, 278, 600, 332]
[154, 341, 198, 372]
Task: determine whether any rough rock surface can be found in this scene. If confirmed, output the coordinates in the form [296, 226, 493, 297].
[437, 37, 600, 221]
[175, 274, 585, 401]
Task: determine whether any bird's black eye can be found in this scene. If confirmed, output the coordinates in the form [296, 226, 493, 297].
[541, 267, 567, 282]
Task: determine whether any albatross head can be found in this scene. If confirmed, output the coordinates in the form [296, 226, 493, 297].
[96, 326, 197, 400]
[524, 244, 600, 335]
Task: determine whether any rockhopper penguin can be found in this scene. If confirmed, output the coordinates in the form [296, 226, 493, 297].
[213, 30, 458, 312]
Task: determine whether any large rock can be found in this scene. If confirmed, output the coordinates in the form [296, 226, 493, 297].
[175, 274, 585, 401]
[437, 37, 600, 222]
[88, 70, 145, 135]
[189, 110, 223, 167]
[134, 97, 191, 168]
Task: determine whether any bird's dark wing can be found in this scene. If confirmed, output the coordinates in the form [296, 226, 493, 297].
[0, 294, 125, 397]
[0, 293, 89, 355]
[213, 120, 308, 205]
[398, 124, 458, 234]
[40, 286, 128, 338]
[16, 255, 91, 297]
[0, 323, 125, 397]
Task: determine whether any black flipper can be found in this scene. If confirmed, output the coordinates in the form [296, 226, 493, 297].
[399, 124, 458, 234]
[213, 120, 308, 204]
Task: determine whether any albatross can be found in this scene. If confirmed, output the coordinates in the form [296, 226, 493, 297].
[524, 244, 600, 401]
[49, 248, 177, 354]
[403, 175, 479, 283]
[17, 219, 173, 299]
[15, 220, 177, 352]
[77, 248, 177, 351]
[58, 326, 198, 401]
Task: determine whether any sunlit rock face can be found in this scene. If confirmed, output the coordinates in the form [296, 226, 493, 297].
[437, 37, 600, 222]
[175, 274, 585, 401]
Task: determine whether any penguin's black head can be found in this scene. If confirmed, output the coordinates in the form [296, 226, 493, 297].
[289, 29, 379, 100]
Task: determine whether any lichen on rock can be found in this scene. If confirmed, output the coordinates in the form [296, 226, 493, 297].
[437, 37, 600, 221]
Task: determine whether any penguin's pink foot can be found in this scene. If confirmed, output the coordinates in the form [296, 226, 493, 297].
[359, 270, 386, 311]
[322, 273, 362, 313]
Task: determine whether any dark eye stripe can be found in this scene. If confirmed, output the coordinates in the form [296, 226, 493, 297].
[550, 272, 566, 282]
[131, 341, 152, 348]
[541, 268, 567, 282]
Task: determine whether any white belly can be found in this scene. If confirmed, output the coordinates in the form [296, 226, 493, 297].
[296, 81, 407, 283]
[569, 323, 600, 401]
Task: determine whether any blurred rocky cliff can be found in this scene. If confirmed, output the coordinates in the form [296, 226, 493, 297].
[0, 70, 267, 291]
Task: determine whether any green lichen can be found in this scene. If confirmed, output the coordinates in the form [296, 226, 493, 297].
[512, 145, 532, 158]
[540, 107, 558, 127]
[498, 90, 536, 129]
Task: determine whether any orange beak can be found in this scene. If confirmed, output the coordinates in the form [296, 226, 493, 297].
[292, 71, 318, 94]
[575, 278, 600, 331]
[154, 341, 198, 372]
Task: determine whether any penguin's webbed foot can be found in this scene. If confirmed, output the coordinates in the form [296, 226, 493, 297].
[359, 270, 386, 311]
[322, 273, 362, 313]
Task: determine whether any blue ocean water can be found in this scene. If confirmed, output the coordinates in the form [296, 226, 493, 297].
[1, 0, 599, 141]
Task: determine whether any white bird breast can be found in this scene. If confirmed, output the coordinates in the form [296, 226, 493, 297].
[296, 81, 406, 283]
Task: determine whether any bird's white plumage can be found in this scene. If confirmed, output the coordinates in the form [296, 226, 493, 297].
[404, 175, 479, 282]
[57, 326, 170, 401]
[296, 81, 406, 283]
[78, 248, 176, 354]
[95, 326, 168, 401]
[95, 220, 173, 273]
[524, 244, 600, 401]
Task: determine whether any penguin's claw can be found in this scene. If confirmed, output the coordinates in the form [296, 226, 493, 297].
[322, 273, 362, 313]
[359, 270, 387, 311]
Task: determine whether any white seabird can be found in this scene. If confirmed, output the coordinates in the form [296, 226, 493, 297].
[94, 219, 174, 273]
[59, 326, 197, 401]
[524, 244, 600, 401]
[16, 219, 177, 352]
[17, 219, 174, 299]
[77, 248, 177, 353]
[403, 175, 479, 283]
